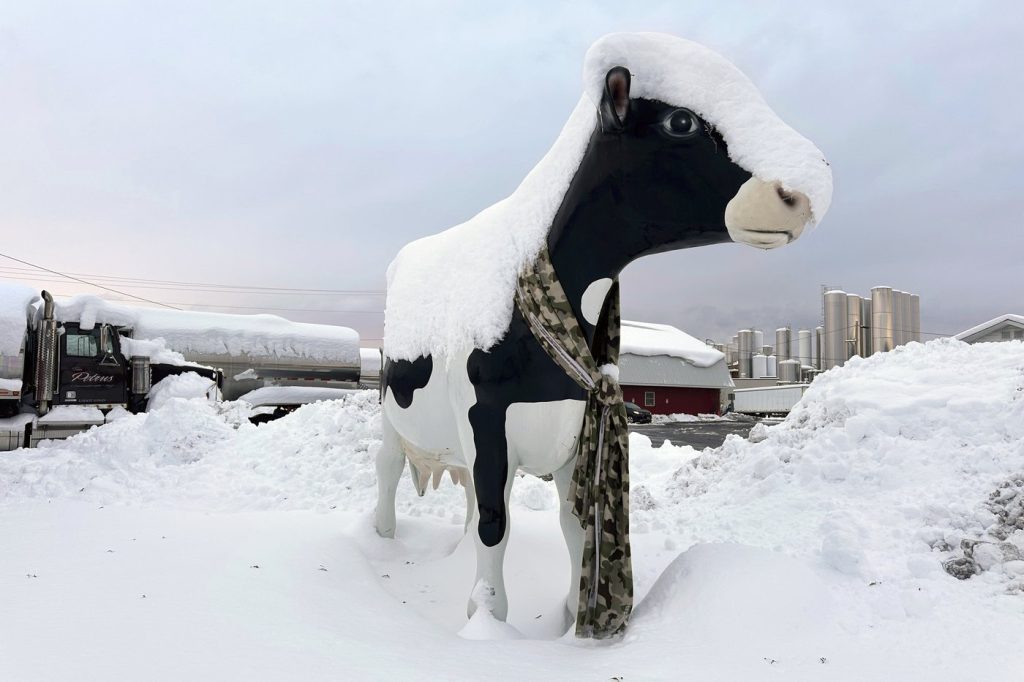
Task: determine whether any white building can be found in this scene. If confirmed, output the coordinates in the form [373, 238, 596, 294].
[954, 314, 1024, 344]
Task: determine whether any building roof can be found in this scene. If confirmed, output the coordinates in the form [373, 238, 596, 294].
[619, 353, 734, 390]
[954, 314, 1024, 342]
[620, 320, 724, 367]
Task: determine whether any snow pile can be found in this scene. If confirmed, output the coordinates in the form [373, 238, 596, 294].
[53, 293, 359, 363]
[239, 386, 361, 407]
[621, 320, 723, 367]
[147, 372, 218, 411]
[633, 338, 1024, 592]
[384, 33, 832, 362]
[36, 405, 105, 425]
[359, 347, 382, 378]
[0, 282, 37, 356]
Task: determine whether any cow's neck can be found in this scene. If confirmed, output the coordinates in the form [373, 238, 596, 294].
[545, 184, 641, 349]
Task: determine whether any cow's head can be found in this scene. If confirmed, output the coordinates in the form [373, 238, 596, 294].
[567, 33, 831, 260]
[585, 65, 827, 257]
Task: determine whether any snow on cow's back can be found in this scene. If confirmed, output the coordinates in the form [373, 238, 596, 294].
[384, 32, 832, 363]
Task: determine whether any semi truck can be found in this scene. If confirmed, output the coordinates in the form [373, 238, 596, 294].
[0, 286, 362, 450]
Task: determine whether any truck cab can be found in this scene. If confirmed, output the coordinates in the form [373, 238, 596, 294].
[53, 323, 129, 408]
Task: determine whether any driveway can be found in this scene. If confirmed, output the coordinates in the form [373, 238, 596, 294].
[629, 418, 758, 449]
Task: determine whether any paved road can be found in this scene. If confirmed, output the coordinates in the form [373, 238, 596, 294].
[629, 419, 758, 449]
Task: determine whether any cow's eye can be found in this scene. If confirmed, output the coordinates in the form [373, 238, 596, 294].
[662, 109, 700, 138]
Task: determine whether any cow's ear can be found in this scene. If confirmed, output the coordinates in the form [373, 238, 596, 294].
[601, 66, 631, 131]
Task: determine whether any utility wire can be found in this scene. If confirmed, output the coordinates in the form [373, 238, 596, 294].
[0, 252, 180, 310]
[0, 265, 384, 296]
[47, 291, 384, 315]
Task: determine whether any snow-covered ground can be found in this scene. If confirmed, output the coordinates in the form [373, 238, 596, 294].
[2, 338, 1023, 680]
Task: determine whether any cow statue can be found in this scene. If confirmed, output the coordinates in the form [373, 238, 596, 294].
[375, 33, 832, 637]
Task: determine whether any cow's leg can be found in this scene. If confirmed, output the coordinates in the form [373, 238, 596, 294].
[463, 402, 515, 621]
[374, 411, 405, 538]
[553, 456, 583, 632]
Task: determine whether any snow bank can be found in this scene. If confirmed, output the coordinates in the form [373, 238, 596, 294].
[53, 294, 359, 364]
[0, 282, 37, 356]
[119, 335, 189, 366]
[36, 405, 105, 425]
[384, 33, 832, 361]
[621, 320, 723, 367]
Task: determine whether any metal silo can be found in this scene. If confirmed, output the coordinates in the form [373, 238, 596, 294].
[775, 327, 791, 362]
[893, 290, 907, 346]
[846, 294, 862, 359]
[823, 289, 848, 370]
[860, 297, 872, 356]
[737, 329, 753, 378]
[871, 286, 894, 353]
[752, 353, 768, 379]
[900, 292, 912, 345]
[767, 355, 777, 377]
[778, 359, 801, 383]
[753, 330, 764, 352]
[815, 326, 824, 369]
[910, 294, 921, 342]
[797, 329, 812, 367]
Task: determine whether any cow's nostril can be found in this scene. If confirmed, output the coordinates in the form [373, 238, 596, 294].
[776, 186, 797, 207]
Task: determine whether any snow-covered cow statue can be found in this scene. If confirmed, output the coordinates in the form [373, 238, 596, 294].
[375, 33, 832, 637]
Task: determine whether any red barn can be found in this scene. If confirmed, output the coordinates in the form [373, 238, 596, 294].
[619, 321, 734, 416]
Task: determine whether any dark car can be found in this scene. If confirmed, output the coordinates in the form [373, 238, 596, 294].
[624, 401, 652, 424]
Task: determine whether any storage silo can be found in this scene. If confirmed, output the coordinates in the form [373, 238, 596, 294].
[797, 329, 812, 367]
[776, 327, 791, 362]
[910, 294, 921, 342]
[752, 353, 768, 379]
[753, 330, 764, 352]
[778, 359, 801, 383]
[893, 290, 907, 346]
[767, 355, 777, 377]
[737, 329, 753, 378]
[871, 286, 894, 353]
[846, 294, 862, 359]
[823, 290, 848, 370]
[900, 292, 912, 345]
[860, 297, 872, 356]
[815, 326, 824, 369]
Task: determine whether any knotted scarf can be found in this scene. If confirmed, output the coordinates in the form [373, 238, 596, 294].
[514, 245, 633, 639]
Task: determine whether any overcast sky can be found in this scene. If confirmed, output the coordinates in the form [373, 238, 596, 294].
[2, 1, 1021, 345]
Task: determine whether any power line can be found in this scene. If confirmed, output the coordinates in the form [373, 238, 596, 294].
[47, 291, 384, 315]
[0, 265, 384, 296]
[0, 252, 180, 310]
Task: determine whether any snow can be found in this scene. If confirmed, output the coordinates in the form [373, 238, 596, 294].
[384, 33, 832, 362]
[0, 282, 37, 356]
[0, 377, 22, 393]
[1, 338, 1023, 679]
[360, 347, 382, 377]
[954, 313, 1024, 340]
[35, 405, 105, 425]
[621, 320, 724, 367]
[146, 372, 218, 411]
[119, 335, 189, 366]
[239, 386, 362, 407]
[53, 293, 359, 364]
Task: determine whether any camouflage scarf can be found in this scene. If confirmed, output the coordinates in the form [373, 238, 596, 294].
[514, 245, 633, 639]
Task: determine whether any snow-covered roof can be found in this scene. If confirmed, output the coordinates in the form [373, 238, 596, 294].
[384, 33, 832, 361]
[52, 294, 360, 364]
[954, 314, 1024, 341]
[620, 320, 724, 368]
[0, 283, 38, 356]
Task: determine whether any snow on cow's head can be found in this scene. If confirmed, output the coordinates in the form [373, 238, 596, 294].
[583, 33, 833, 249]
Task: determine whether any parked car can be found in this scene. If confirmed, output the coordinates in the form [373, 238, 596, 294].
[624, 401, 652, 424]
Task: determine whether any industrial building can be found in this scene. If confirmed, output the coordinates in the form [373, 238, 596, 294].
[619, 321, 734, 415]
[954, 314, 1024, 344]
[719, 286, 923, 382]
